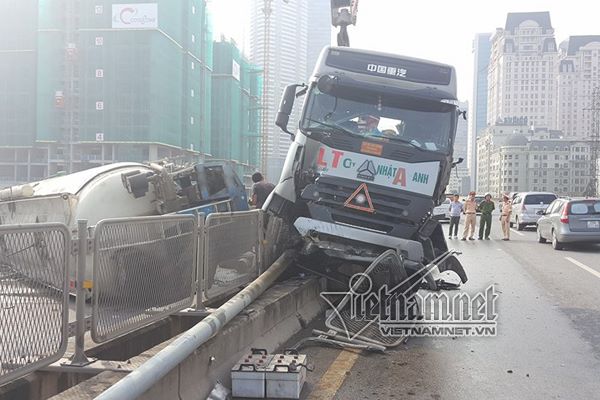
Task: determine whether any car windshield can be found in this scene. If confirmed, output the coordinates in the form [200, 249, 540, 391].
[569, 201, 600, 215]
[300, 86, 456, 153]
[524, 194, 557, 205]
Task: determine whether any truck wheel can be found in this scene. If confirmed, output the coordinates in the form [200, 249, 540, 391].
[551, 230, 563, 250]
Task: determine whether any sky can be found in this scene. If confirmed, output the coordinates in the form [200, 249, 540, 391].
[208, 0, 600, 102]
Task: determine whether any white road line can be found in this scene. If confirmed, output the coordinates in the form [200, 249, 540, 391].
[564, 257, 600, 280]
[510, 228, 525, 236]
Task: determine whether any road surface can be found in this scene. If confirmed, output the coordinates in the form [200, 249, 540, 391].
[285, 222, 600, 400]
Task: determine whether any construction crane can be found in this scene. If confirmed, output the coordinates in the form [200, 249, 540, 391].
[330, 0, 359, 47]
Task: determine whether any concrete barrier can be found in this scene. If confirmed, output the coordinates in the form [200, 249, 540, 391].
[50, 277, 324, 399]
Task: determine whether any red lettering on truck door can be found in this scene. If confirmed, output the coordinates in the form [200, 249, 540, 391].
[331, 150, 344, 168]
[393, 167, 406, 186]
[317, 147, 327, 167]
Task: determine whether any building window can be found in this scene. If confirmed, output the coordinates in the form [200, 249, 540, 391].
[95, 37, 104, 46]
[191, 34, 196, 43]
[96, 101, 104, 110]
[192, 5, 196, 14]
[190, 116, 195, 125]
[191, 62, 195, 70]
[191, 89, 195, 97]
[95, 5, 103, 14]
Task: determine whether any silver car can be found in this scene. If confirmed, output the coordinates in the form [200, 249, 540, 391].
[511, 192, 557, 230]
[536, 198, 600, 250]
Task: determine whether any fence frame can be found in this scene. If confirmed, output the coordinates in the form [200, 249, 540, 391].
[0, 223, 70, 385]
[91, 215, 198, 343]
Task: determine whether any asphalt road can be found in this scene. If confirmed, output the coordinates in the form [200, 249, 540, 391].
[282, 219, 600, 400]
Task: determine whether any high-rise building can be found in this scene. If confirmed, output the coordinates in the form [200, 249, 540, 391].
[211, 38, 262, 176]
[249, 0, 309, 182]
[477, 122, 592, 196]
[557, 36, 600, 139]
[487, 12, 559, 130]
[1, 1, 214, 187]
[468, 33, 492, 190]
[306, 0, 331, 78]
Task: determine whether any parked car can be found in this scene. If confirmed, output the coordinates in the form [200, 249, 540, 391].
[511, 192, 558, 230]
[433, 198, 451, 221]
[536, 198, 600, 250]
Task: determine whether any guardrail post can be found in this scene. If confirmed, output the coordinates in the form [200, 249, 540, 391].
[194, 212, 206, 311]
[70, 219, 90, 366]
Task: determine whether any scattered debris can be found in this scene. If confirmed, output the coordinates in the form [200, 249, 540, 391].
[207, 381, 231, 400]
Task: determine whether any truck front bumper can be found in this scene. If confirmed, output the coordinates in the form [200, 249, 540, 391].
[293, 217, 424, 262]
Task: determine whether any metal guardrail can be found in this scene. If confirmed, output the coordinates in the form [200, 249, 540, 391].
[203, 210, 262, 300]
[0, 210, 266, 383]
[0, 223, 70, 385]
[91, 215, 197, 343]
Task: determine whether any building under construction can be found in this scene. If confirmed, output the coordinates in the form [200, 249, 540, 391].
[0, 0, 216, 187]
[211, 38, 262, 177]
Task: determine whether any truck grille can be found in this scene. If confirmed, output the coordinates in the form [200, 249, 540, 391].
[301, 176, 417, 234]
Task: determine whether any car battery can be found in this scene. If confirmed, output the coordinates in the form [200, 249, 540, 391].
[231, 349, 273, 398]
[265, 351, 307, 399]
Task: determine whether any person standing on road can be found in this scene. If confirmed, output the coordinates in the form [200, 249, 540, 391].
[477, 193, 495, 240]
[448, 194, 463, 239]
[250, 172, 275, 209]
[461, 191, 477, 241]
[500, 194, 512, 241]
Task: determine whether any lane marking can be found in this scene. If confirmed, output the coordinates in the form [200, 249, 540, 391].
[510, 228, 525, 236]
[564, 257, 600, 280]
[307, 350, 360, 400]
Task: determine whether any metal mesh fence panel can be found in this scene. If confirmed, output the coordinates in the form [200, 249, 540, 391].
[203, 210, 261, 301]
[0, 224, 69, 385]
[326, 249, 409, 347]
[92, 215, 197, 343]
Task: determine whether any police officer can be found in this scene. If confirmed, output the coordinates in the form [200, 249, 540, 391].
[500, 194, 512, 241]
[477, 193, 495, 240]
[461, 191, 477, 241]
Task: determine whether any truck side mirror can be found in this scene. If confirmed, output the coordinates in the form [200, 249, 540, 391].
[451, 157, 463, 168]
[275, 84, 306, 135]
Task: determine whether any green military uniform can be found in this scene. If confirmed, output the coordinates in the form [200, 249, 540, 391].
[478, 200, 495, 239]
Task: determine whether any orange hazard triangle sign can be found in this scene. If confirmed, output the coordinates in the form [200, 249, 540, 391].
[344, 183, 375, 213]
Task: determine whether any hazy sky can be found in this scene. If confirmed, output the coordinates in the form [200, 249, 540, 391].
[209, 0, 600, 101]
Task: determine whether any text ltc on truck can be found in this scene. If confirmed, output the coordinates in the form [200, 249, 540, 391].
[265, 46, 467, 290]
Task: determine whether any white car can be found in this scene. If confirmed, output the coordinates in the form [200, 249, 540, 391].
[511, 192, 557, 230]
[433, 198, 451, 221]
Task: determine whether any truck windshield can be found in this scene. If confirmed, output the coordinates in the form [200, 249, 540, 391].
[300, 87, 456, 153]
